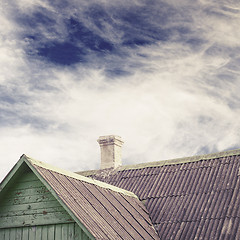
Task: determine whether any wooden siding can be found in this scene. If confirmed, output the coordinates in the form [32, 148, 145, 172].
[0, 170, 74, 228]
[0, 222, 91, 240]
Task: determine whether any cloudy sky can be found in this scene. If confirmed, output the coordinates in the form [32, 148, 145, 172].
[1, 0, 240, 182]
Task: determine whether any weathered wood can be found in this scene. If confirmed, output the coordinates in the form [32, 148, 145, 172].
[0, 171, 74, 228]
[0, 159, 29, 193]
[10, 180, 43, 190]
[0, 223, 91, 240]
[55, 224, 62, 239]
[69, 222, 75, 240]
[5, 228, 10, 240]
[22, 227, 28, 239]
[62, 222, 69, 239]
[9, 228, 16, 240]
[0, 200, 62, 214]
[35, 227, 41, 240]
[1, 229, 5, 240]
[0, 211, 74, 228]
[48, 225, 55, 240]
[16, 227, 22, 240]
[28, 226, 36, 239]
[75, 224, 92, 240]
[1, 193, 55, 206]
[0, 157, 94, 240]
[42, 225, 48, 239]
[4, 186, 50, 199]
[18, 172, 39, 182]
[0, 206, 64, 218]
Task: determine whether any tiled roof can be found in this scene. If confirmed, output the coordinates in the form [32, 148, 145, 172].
[80, 149, 240, 239]
[24, 156, 159, 240]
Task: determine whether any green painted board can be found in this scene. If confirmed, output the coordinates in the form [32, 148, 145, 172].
[0, 171, 74, 228]
[0, 159, 94, 239]
[0, 223, 91, 240]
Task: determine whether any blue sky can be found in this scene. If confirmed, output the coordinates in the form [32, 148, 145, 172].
[1, 0, 240, 181]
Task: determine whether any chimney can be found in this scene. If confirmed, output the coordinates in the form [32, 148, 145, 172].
[97, 135, 124, 169]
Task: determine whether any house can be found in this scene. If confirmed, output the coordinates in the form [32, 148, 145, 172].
[1, 135, 240, 239]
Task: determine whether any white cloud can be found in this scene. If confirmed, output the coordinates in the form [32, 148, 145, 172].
[1, 0, 240, 182]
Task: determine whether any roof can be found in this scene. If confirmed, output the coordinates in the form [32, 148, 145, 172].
[0, 155, 159, 240]
[78, 149, 240, 239]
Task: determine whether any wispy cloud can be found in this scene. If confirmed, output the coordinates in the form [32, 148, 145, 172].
[1, 0, 240, 181]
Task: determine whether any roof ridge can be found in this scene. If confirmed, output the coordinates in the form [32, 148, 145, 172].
[23, 155, 138, 199]
[119, 148, 240, 171]
[77, 148, 240, 176]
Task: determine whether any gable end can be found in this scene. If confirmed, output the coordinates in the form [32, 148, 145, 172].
[0, 163, 74, 228]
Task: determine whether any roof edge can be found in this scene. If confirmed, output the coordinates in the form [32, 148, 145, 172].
[21, 155, 95, 240]
[120, 148, 240, 171]
[23, 155, 138, 199]
[77, 148, 240, 176]
[0, 155, 25, 191]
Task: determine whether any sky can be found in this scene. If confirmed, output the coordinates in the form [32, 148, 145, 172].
[1, 0, 240, 182]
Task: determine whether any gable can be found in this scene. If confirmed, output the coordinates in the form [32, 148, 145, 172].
[0, 161, 92, 240]
[0, 164, 74, 228]
[0, 155, 159, 239]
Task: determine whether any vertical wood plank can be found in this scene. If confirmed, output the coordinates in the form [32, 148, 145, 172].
[36, 225, 42, 240]
[29, 226, 36, 240]
[0, 229, 5, 240]
[9, 228, 16, 240]
[55, 224, 62, 240]
[5, 229, 11, 240]
[22, 227, 29, 239]
[0, 222, 90, 240]
[48, 225, 55, 240]
[16, 227, 22, 240]
[68, 223, 75, 240]
[42, 225, 48, 239]
[62, 223, 68, 239]
[74, 225, 81, 239]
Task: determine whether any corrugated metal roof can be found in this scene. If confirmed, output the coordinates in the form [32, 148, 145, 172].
[24, 156, 159, 240]
[82, 149, 240, 239]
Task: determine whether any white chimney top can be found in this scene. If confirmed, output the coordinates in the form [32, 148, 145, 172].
[97, 135, 124, 169]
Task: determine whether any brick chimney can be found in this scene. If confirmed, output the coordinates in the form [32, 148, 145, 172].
[97, 135, 124, 169]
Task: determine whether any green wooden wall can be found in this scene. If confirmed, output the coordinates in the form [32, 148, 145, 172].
[0, 167, 92, 239]
[0, 170, 73, 228]
[0, 222, 90, 240]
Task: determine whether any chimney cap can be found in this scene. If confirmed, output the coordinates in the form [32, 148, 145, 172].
[97, 135, 123, 146]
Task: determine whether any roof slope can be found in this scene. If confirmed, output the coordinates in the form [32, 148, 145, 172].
[23, 155, 159, 240]
[81, 149, 240, 239]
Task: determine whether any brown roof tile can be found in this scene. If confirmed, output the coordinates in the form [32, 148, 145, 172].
[81, 149, 240, 239]
[28, 160, 159, 240]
